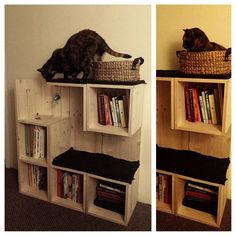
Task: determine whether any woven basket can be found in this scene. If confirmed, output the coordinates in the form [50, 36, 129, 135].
[179, 50, 231, 74]
[93, 60, 141, 81]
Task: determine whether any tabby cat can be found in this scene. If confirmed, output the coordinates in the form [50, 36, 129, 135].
[182, 28, 226, 52]
[38, 29, 132, 80]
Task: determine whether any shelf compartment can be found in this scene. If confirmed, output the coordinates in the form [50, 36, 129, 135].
[17, 123, 47, 161]
[175, 174, 224, 227]
[86, 84, 144, 136]
[86, 174, 129, 225]
[51, 167, 85, 212]
[174, 78, 231, 135]
[18, 162, 48, 201]
[156, 169, 174, 214]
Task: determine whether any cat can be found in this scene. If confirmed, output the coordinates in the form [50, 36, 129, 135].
[182, 28, 226, 52]
[38, 29, 132, 80]
[177, 28, 231, 60]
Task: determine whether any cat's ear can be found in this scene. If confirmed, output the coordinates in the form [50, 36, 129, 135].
[37, 68, 44, 73]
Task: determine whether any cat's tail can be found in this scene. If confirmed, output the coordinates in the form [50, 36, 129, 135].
[105, 45, 132, 59]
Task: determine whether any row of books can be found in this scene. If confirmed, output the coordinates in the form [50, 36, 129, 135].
[183, 181, 218, 215]
[57, 170, 83, 203]
[94, 181, 126, 214]
[156, 174, 172, 204]
[184, 85, 223, 124]
[97, 93, 129, 128]
[28, 164, 47, 191]
[25, 125, 46, 158]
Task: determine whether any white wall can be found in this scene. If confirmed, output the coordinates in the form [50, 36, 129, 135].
[5, 5, 151, 204]
[156, 5, 231, 69]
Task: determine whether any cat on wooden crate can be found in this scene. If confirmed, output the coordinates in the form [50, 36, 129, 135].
[177, 27, 231, 60]
[38, 29, 132, 81]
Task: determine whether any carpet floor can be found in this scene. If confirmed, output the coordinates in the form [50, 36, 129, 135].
[5, 168, 151, 231]
[157, 200, 231, 231]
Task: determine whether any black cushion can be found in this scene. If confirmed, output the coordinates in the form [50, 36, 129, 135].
[52, 147, 139, 184]
[156, 145, 230, 185]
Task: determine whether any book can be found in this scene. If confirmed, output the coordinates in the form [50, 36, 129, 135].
[57, 169, 63, 197]
[209, 94, 217, 124]
[199, 95, 207, 123]
[109, 100, 117, 126]
[183, 196, 217, 215]
[184, 86, 191, 121]
[188, 88, 195, 122]
[118, 97, 126, 128]
[186, 181, 218, 195]
[201, 91, 208, 123]
[214, 88, 222, 125]
[192, 88, 201, 122]
[156, 174, 172, 204]
[204, 91, 212, 124]
[97, 94, 104, 124]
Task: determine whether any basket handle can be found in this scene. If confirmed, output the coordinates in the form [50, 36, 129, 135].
[224, 48, 231, 61]
[176, 50, 186, 58]
[132, 57, 144, 70]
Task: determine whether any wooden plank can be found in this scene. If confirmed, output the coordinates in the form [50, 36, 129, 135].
[188, 128, 231, 158]
[129, 84, 145, 135]
[15, 79, 31, 120]
[48, 118, 71, 160]
[156, 80, 189, 149]
[222, 80, 231, 134]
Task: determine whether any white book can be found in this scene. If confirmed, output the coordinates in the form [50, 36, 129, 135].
[39, 127, 46, 158]
[201, 91, 208, 123]
[118, 98, 126, 128]
[199, 95, 206, 123]
[112, 97, 119, 126]
[110, 100, 118, 126]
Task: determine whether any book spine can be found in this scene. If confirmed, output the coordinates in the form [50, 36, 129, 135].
[214, 88, 222, 125]
[201, 91, 208, 124]
[199, 95, 207, 123]
[188, 88, 195, 122]
[205, 92, 212, 124]
[209, 94, 217, 125]
[184, 86, 191, 121]
[98, 183, 125, 194]
[115, 98, 121, 126]
[192, 88, 200, 122]
[118, 98, 126, 128]
[97, 94, 103, 124]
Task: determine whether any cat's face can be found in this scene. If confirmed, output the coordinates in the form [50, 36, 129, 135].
[182, 29, 194, 50]
[37, 61, 56, 80]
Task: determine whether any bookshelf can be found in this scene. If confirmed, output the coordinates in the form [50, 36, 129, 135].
[156, 72, 231, 228]
[175, 174, 226, 227]
[86, 84, 144, 136]
[15, 78, 144, 226]
[174, 78, 231, 136]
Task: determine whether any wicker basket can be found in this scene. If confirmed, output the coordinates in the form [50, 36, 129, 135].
[179, 50, 231, 74]
[93, 60, 141, 81]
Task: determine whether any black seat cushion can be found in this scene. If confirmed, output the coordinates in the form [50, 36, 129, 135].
[53, 147, 139, 184]
[156, 145, 230, 185]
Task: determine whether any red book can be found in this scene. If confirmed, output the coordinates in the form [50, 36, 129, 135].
[57, 169, 63, 197]
[192, 88, 201, 122]
[184, 86, 191, 121]
[186, 190, 214, 201]
[77, 175, 83, 203]
[104, 95, 112, 125]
